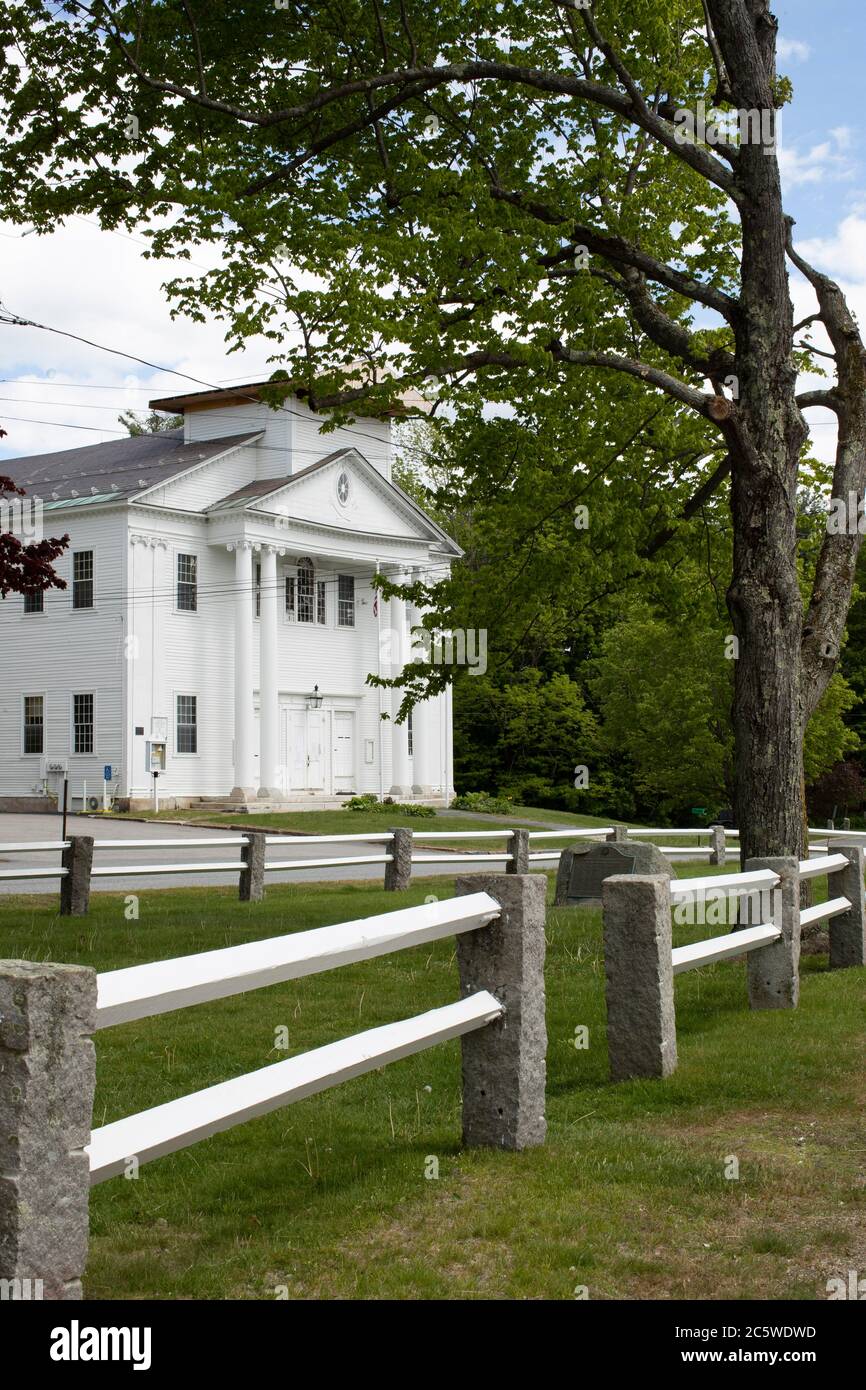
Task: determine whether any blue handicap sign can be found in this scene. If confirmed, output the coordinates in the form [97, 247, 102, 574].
[104, 764, 113, 782]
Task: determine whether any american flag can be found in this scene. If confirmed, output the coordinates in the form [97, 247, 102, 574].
[373, 593, 379, 617]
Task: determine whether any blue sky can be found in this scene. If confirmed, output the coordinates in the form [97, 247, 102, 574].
[775, 0, 865, 238]
[1, 3, 863, 463]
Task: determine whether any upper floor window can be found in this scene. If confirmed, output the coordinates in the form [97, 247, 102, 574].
[177, 694, 198, 754]
[317, 580, 326, 625]
[285, 575, 295, 619]
[337, 575, 355, 627]
[255, 561, 262, 619]
[72, 550, 94, 609]
[177, 553, 197, 611]
[23, 588, 43, 615]
[23, 695, 44, 754]
[297, 557, 315, 623]
[72, 692, 94, 754]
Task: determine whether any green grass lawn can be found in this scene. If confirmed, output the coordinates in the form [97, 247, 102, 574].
[87, 802, 715, 852]
[2, 862, 862, 1301]
[86, 803, 620, 853]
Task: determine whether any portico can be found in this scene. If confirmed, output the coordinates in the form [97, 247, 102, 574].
[212, 449, 459, 805]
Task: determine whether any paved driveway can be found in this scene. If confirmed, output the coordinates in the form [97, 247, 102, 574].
[0, 812, 516, 896]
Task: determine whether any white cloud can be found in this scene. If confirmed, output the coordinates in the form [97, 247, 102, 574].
[778, 129, 855, 189]
[830, 126, 853, 151]
[777, 37, 811, 62]
[790, 215, 866, 464]
[0, 216, 289, 459]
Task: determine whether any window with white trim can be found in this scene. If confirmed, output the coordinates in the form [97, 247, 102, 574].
[177, 553, 197, 611]
[72, 550, 94, 609]
[285, 575, 295, 619]
[408, 709, 414, 758]
[316, 580, 327, 625]
[23, 588, 43, 615]
[337, 574, 355, 627]
[255, 561, 262, 619]
[177, 694, 198, 754]
[297, 557, 315, 623]
[72, 693, 94, 754]
[23, 695, 44, 754]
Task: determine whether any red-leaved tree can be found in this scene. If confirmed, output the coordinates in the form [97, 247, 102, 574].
[0, 431, 69, 598]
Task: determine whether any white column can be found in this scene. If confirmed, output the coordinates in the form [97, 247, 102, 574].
[258, 545, 282, 799]
[389, 573, 412, 794]
[411, 698, 437, 795]
[230, 542, 255, 800]
[410, 569, 436, 796]
[445, 683, 455, 803]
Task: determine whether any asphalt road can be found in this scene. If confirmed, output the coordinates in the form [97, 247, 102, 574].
[0, 811, 520, 896]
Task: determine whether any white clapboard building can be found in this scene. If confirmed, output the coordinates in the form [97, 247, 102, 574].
[0, 384, 459, 810]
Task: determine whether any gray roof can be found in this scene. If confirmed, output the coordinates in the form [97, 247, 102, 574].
[207, 449, 352, 512]
[0, 431, 262, 505]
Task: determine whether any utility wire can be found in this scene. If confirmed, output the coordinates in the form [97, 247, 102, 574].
[0, 302, 430, 458]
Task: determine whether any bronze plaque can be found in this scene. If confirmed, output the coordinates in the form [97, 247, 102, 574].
[567, 844, 638, 905]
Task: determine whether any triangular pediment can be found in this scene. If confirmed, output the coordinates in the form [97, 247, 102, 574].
[209, 448, 459, 553]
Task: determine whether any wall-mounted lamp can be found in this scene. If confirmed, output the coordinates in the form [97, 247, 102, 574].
[307, 684, 324, 709]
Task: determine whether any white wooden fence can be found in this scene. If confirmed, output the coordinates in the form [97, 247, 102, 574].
[0, 873, 548, 1298]
[602, 844, 866, 1082]
[0, 822, 861, 915]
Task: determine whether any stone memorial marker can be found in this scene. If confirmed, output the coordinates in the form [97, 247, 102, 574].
[554, 839, 674, 907]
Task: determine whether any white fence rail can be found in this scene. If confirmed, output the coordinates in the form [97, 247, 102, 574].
[0, 822, 862, 915]
[603, 843, 865, 1084]
[94, 893, 500, 1029]
[672, 923, 781, 975]
[83, 878, 542, 1184]
[0, 872, 548, 1296]
[88, 991, 504, 1186]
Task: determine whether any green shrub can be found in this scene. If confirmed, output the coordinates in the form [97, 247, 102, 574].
[343, 793, 380, 811]
[343, 794, 435, 817]
[450, 790, 513, 815]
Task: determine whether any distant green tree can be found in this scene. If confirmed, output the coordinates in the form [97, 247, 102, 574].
[590, 605, 856, 818]
[119, 410, 183, 436]
[453, 669, 606, 811]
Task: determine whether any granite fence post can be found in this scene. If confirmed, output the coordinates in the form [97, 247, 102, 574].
[827, 843, 866, 970]
[239, 830, 267, 902]
[744, 856, 800, 1009]
[709, 824, 726, 866]
[385, 828, 413, 891]
[454, 873, 546, 1150]
[602, 874, 676, 1081]
[0, 960, 97, 1300]
[59, 836, 93, 918]
[507, 828, 530, 874]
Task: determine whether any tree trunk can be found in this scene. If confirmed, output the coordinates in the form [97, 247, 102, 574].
[728, 440, 804, 866]
[723, 189, 806, 863]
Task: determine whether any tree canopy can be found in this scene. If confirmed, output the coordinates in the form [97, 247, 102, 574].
[2, 1, 864, 856]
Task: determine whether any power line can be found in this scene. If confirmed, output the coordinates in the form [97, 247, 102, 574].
[0, 303, 431, 456]
[0, 414, 127, 435]
[0, 379, 159, 392]
[17, 564, 455, 613]
[0, 396, 162, 415]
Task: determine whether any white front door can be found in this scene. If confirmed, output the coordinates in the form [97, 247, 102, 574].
[289, 709, 307, 791]
[333, 710, 355, 790]
[306, 710, 325, 790]
[285, 707, 327, 793]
